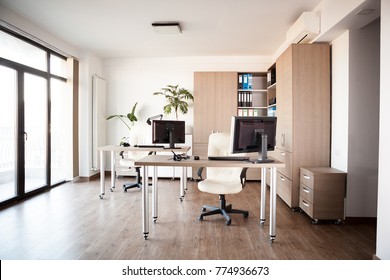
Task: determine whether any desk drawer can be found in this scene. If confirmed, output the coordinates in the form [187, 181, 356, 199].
[300, 168, 314, 188]
[276, 172, 292, 207]
[300, 183, 313, 203]
[273, 148, 292, 179]
[299, 196, 313, 218]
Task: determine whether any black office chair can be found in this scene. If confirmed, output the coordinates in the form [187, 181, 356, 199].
[119, 150, 151, 192]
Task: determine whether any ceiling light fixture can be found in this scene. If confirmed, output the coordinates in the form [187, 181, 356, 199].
[152, 22, 182, 35]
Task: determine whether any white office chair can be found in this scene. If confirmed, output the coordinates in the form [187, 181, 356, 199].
[198, 132, 248, 225]
[119, 127, 150, 192]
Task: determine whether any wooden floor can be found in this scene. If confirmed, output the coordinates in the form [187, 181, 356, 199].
[0, 177, 376, 260]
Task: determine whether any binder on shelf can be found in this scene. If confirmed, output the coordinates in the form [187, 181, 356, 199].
[238, 108, 243, 116]
[243, 74, 248, 89]
[243, 109, 248, 116]
[248, 108, 254, 116]
[238, 74, 243, 89]
[253, 109, 259, 116]
[248, 74, 253, 89]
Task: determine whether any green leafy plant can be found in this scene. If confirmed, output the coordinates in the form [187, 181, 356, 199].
[106, 102, 138, 131]
[153, 85, 194, 120]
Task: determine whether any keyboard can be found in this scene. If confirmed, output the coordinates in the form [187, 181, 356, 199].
[208, 156, 249, 161]
[134, 145, 165, 148]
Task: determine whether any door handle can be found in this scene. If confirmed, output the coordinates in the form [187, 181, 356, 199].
[24, 132, 28, 141]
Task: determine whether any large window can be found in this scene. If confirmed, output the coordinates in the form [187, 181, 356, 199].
[0, 27, 72, 205]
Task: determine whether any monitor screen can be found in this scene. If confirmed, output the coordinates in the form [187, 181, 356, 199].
[152, 120, 185, 148]
[230, 116, 277, 163]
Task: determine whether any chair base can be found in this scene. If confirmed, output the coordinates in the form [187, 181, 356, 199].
[123, 167, 142, 192]
[199, 195, 248, 225]
[123, 182, 141, 192]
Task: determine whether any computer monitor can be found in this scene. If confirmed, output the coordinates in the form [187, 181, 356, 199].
[230, 116, 277, 163]
[152, 120, 185, 149]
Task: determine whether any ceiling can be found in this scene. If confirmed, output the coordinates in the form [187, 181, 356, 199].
[1, 0, 324, 58]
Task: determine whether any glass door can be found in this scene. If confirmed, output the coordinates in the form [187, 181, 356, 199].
[0, 66, 17, 202]
[24, 73, 48, 192]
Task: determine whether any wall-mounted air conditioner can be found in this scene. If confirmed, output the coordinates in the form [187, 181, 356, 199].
[287, 11, 320, 44]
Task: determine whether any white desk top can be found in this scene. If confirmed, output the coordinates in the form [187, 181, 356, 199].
[98, 145, 191, 153]
[135, 155, 285, 168]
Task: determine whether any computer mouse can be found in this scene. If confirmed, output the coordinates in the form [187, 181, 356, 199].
[194, 156, 200, 160]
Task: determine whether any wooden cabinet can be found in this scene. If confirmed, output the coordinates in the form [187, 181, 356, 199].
[275, 44, 331, 208]
[299, 167, 346, 223]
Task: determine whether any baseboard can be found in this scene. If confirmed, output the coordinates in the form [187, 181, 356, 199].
[75, 171, 110, 182]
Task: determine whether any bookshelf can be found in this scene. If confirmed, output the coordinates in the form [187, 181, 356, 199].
[237, 71, 277, 117]
[267, 63, 277, 117]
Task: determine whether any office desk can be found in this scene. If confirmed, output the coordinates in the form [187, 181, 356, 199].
[97, 145, 191, 199]
[135, 155, 285, 242]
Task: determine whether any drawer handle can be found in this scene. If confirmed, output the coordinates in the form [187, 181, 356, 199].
[280, 176, 285, 181]
[280, 152, 286, 156]
[302, 200, 309, 207]
[303, 174, 311, 180]
[302, 187, 310, 193]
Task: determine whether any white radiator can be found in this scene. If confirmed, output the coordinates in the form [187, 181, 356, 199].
[92, 74, 107, 170]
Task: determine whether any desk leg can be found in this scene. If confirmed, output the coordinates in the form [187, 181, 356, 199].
[180, 167, 185, 201]
[109, 150, 116, 192]
[260, 167, 267, 225]
[142, 166, 149, 239]
[152, 166, 158, 222]
[184, 167, 187, 192]
[269, 167, 277, 242]
[99, 150, 105, 199]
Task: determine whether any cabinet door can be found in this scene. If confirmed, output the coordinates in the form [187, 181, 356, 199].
[275, 46, 293, 152]
[214, 72, 237, 134]
[193, 72, 217, 144]
[194, 72, 237, 143]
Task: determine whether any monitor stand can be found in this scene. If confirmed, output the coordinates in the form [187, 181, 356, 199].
[252, 133, 274, 164]
[168, 130, 181, 149]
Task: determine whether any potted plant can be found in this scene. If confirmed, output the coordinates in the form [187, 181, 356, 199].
[153, 85, 194, 120]
[106, 102, 138, 145]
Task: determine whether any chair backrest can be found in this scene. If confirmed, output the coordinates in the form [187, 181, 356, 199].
[206, 132, 243, 183]
[123, 125, 150, 161]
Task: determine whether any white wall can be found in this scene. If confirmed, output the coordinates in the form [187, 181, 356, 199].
[329, 20, 380, 218]
[376, 0, 390, 260]
[347, 19, 380, 217]
[330, 31, 349, 172]
[103, 56, 273, 146]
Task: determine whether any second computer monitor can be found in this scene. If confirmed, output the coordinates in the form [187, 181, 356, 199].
[152, 120, 185, 149]
[230, 116, 277, 163]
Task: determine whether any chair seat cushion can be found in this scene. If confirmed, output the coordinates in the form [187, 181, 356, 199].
[198, 179, 242, 195]
[119, 159, 140, 168]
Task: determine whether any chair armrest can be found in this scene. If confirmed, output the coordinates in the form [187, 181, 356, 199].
[197, 167, 204, 181]
[240, 168, 248, 187]
[119, 151, 125, 159]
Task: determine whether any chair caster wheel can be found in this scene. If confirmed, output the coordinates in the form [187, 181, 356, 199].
[202, 207, 206, 212]
[199, 215, 203, 221]
[226, 220, 231, 226]
[243, 213, 249, 218]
